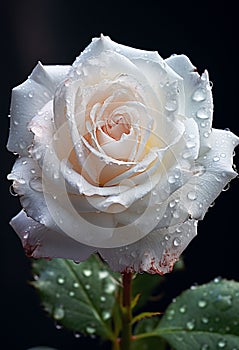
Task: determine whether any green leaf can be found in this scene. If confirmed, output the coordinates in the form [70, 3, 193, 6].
[132, 273, 164, 310]
[132, 318, 167, 350]
[32, 254, 118, 340]
[157, 278, 239, 349]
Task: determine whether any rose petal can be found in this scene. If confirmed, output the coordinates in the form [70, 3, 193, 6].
[173, 128, 239, 220]
[7, 62, 70, 155]
[99, 219, 197, 274]
[11, 210, 94, 260]
[165, 54, 213, 150]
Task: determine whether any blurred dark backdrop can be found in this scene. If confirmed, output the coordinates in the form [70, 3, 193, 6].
[1, 0, 238, 349]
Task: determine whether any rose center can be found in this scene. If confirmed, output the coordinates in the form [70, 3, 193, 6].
[102, 114, 130, 141]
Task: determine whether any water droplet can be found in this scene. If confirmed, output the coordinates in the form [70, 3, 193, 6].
[213, 156, 220, 162]
[187, 191, 197, 201]
[186, 319, 195, 330]
[222, 183, 230, 191]
[201, 345, 209, 350]
[83, 269, 92, 277]
[69, 291, 75, 297]
[186, 141, 196, 149]
[73, 282, 79, 288]
[192, 88, 206, 102]
[9, 184, 18, 196]
[74, 332, 81, 338]
[98, 270, 109, 279]
[215, 294, 232, 311]
[100, 295, 106, 302]
[167, 309, 175, 320]
[168, 175, 176, 184]
[173, 237, 181, 247]
[13, 120, 19, 126]
[169, 200, 176, 208]
[57, 277, 65, 285]
[182, 150, 191, 159]
[179, 305, 187, 313]
[85, 326, 96, 334]
[217, 339, 226, 348]
[53, 306, 65, 320]
[197, 108, 209, 120]
[198, 300, 207, 308]
[105, 283, 116, 294]
[19, 140, 27, 150]
[55, 322, 63, 330]
[28, 91, 34, 98]
[201, 317, 209, 324]
[102, 311, 111, 320]
[164, 234, 170, 241]
[165, 99, 177, 112]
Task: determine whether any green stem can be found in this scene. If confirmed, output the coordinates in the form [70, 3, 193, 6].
[120, 271, 133, 350]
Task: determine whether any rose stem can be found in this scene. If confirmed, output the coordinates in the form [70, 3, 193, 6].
[120, 271, 133, 350]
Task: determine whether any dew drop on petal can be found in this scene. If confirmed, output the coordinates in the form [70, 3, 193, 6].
[186, 141, 196, 149]
[165, 99, 177, 112]
[192, 88, 206, 102]
[9, 184, 18, 196]
[197, 108, 209, 120]
[168, 175, 176, 184]
[187, 191, 197, 201]
[173, 237, 181, 247]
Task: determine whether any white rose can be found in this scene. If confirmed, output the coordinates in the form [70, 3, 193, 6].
[8, 35, 238, 274]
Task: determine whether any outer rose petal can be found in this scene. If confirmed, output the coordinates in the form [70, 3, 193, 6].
[99, 219, 197, 274]
[11, 211, 94, 260]
[165, 54, 213, 151]
[7, 63, 70, 156]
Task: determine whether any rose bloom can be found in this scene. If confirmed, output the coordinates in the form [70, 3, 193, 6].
[8, 35, 238, 274]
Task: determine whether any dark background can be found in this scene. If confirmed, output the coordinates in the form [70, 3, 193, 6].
[1, 0, 238, 349]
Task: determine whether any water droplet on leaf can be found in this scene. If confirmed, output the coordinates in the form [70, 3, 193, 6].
[217, 339, 226, 348]
[83, 269, 92, 277]
[198, 300, 207, 308]
[57, 277, 65, 285]
[53, 306, 65, 320]
[186, 319, 195, 330]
